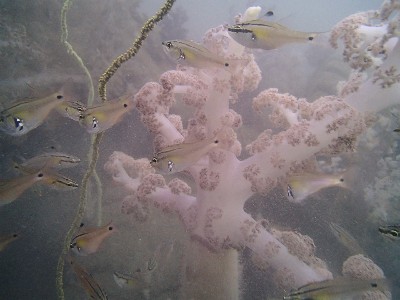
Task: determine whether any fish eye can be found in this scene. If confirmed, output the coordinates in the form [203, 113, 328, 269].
[371, 282, 378, 288]
[92, 117, 98, 128]
[123, 103, 128, 108]
[14, 117, 24, 131]
[167, 160, 174, 172]
[308, 36, 314, 41]
[251, 33, 257, 41]
[224, 63, 229, 67]
[179, 50, 186, 60]
[108, 226, 113, 231]
[151, 157, 158, 164]
[13, 234, 18, 238]
[389, 230, 399, 237]
[214, 139, 219, 144]
[57, 95, 63, 99]
[287, 185, 294, 198]
[166, 42, 172, 48]
[265, 11, 274, 16]
[38, 173, 44, 178]
[339, 178, 344, 182]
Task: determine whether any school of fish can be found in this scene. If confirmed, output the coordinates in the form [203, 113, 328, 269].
[0, 5, 397, 299]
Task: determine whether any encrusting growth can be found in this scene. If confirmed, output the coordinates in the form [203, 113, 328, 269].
[98, 0, 176, 102]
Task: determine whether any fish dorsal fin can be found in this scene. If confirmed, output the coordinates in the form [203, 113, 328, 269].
[241, 18, 276, 27]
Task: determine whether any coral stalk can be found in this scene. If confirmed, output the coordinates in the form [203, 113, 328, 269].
[103, 2, 400, 297]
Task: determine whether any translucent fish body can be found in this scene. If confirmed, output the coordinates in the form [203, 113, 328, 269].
[283, 277, 389, 300]
[287, 172, 346, 203]
[70, 222, 115, 256]
[329, 222, 363, 255]
[79, 96, 133, 134]
[68, 258, 108, 300]
[162, 40, 230, 69]
[228, 19, 320, 50]
[15, 152, 80, 173]
[113, 271, 147, 289]
[151, 135, 220, 174]
[0, 172, 45, 206]
[0, 233, 19, 251]
[0, 91, 67, 136]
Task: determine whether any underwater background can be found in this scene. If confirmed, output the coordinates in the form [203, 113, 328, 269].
[0, 0, 399, 299]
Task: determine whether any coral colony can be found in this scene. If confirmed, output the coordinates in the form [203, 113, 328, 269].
[104, 1, 399, 292]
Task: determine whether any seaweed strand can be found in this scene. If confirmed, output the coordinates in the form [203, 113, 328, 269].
[56, 133, 103, 300]
[98, 0, 176, 102]
[60, 0, 95, 105]
[93, 168, 103, 226]
[56, 1, 101, 299]
[56, 0, 176, 299]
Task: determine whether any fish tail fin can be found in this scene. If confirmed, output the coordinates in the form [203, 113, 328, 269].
[374, 278, 391, 295]
[59, 78, 76, 102]
[307, 31, 330, 48]
[105, 220, 117, 233]
[12, 161, 21, 173]
[65, 253, 75, 266]
[339, 167, 360, 190]
[225, 57, 251, 74]
[212, 127, 238, 152]
[10, 154, 27, 173]
[307, 32, 320, 41]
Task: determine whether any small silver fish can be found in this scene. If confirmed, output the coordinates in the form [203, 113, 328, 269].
[227, 19, 320, 50]
[146, 241, 168, 272]
[329, 222, 364, 255]
[162, 40, 230, 69]
[151, 134, 221, 174]
[79, 95, 133, 134]
[286, 172, 347, 203]
[14, 152, 80, 174]
[68, 257, 108, 299]
[283, 277, 389, 300]
[0, 85, 72, 136]
[379, 224, 400, 240]
[113, 271, 147, 289]
[113, 241, 175, 289]
[70, 222, 115, 256]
